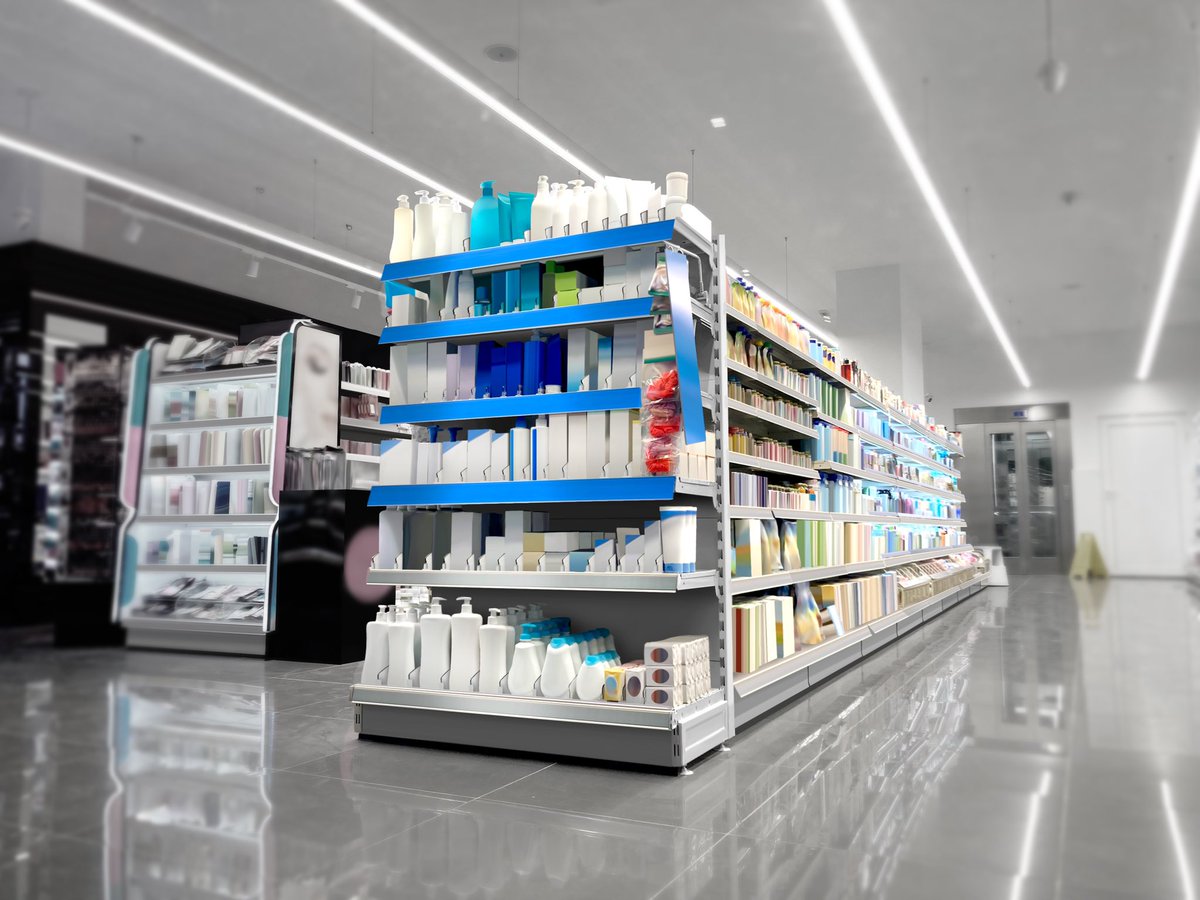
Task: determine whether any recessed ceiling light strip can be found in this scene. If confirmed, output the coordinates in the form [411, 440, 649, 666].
[0, 129, 381, 278]
[328, 0, 604, 183]
[61, 0, 473, 206]
[819, 0, 1032, 389]
[1136, 128, 1200, 380]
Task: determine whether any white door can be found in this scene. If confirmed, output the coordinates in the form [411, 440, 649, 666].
[1101, 415, 1186, 576]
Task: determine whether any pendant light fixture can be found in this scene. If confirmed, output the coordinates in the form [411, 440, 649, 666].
[1036, 0, 1068, 94]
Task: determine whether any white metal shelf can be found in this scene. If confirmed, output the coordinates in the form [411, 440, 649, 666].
[814, 461, 965, 502]
[729, 545, 975, 595]
[143, 464, 269, 476]
[151, 365, 277, 386]
[147, 416, 274, 432]
[731, 572, 988, 726]
[122, 615, 264, 635]
[340, 417, 408, 437]
[725, 305, 963, 456]
[726, 451, 818, 480]
[345, 453, 381, 464]
[340, 381, 390, 398]
[726, 399, 818, 440]
[812, 412, 960, 478]
[729, 507, 966, 528]
[726, 360, 819, 409]
[367, 567, 718, 592]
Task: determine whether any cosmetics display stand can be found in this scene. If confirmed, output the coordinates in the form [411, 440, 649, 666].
[349, 217, 983, 770]
[113, 326, 299, 656]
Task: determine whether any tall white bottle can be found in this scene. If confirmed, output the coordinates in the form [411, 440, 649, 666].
[576, 655, 606, 702]
[433, 192, 454, 256]
[529, 176, 554, 242]
[568, 179, 587, 235]
[412, 190, 435, 259]
[418, 598, 452, 689]
[386, 605, 421, 687]
[449, 200, 469, 253]
[360, 605, 390, 685]
[448, 598, 483, 692]
[478, 608, 513, 694]
[540, 637, 576, 699]
[551, 183, 570, 237]
[389, 195, 414, 263]
[507, 635, 542, 696]
[587, 181, 608, 233]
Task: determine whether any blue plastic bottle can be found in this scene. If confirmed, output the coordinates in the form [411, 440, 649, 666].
[470, 180, 501, 251]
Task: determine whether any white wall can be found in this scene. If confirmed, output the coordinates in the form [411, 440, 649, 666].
[925, 324, 1200, 575]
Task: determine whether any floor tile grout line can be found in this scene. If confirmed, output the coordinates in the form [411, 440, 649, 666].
[267, 763, 478, 803]
[462, 794, 736, 841]
[467, 761, 557, 803]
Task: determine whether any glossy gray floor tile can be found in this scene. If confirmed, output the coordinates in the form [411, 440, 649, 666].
[1, 575, 1199, 899]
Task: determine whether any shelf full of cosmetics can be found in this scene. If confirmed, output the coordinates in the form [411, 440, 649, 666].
[351, 167, 985, 768]
[113, 329, 297, 655]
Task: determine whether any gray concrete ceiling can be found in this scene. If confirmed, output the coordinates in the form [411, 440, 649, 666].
[2, 0, 1198, 384]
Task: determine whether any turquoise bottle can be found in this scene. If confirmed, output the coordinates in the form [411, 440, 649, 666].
[469, 180, 501, 251]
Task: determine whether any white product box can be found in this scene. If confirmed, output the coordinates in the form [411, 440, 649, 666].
[457, 344, 476, 400]
[589, 538, 616, 572]
[605, 410, 633, 478]
[640, 519, 663, 573]
[622, 665, 646, 704]
[389, 346, 409, 405]
[510, 426, 531, 481]
[611, 322, 644, 389]
[565, 414, 588, 479]
[405, 343, 428, 404]
[380, 440, 416, 486]
[548, 415, 569, 479]
[447, 511, 481, 570]
[489, 432, 510, 482]
[466, 430, 493, 482]
[642, 685, 677, 708]
[603, 250, 627, 284]
[615, 527, 640, 562]
[481, 535, 503, 571]
[438, 441, 466, 484]
[426, 342, 448, 402]
[531, 422, 550, 480]
[619, 534, 645, 572]
[586, 411, 608, 478]
[444, 353, 460, 401]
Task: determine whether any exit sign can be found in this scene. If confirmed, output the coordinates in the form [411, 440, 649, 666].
[1012, 409, 1028, 419]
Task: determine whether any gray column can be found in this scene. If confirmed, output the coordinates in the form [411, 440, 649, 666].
[834, 264, 924, 404]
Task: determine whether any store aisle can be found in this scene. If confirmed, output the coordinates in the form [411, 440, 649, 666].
[1, 576, 1197, 898]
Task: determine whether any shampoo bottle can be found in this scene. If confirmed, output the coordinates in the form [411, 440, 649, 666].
[529, 176, 554, 241]
[449, 200, 469, 253]
[587, 181, 608, 233]
[568, 179, 587, 235]
[433, 192, 454, 256]
[551, 183, 570, 237]
[412, 190, 435, 259]
[540, 637, 577, 699]
[361, 605, 390, 685]
[576, 655, 606, 701]
[507, 634, 542, 696]
[389, 195, 414, 263]
[448, 598, 483, 692]
[418, 598, 452, 689]
[469, 180, 501, 251]
[386, 605, 421, 687]
[478, 608, 513, 694]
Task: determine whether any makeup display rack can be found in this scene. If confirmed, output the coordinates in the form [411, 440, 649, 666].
[350, 217, 985, 770]
[113, 326, 299, 655]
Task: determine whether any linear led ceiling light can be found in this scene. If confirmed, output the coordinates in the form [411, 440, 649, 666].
[0, 130, 381, 278]
[819, 0, 1032, 389]
[61, 0, 472, 206]
[328, 0, 603, 183]
[1136, 129, 1200, 379]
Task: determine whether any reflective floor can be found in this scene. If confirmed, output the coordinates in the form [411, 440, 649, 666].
[2, 575, 1198, 898]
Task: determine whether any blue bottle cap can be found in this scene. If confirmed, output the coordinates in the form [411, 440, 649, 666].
[585, 654, 598, 665]
[549, 637, 566, 648]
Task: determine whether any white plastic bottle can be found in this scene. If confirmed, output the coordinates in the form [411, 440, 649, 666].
[448, 598, 483, 692]
[418, 598, 452, 690]
[598, 627, 616, 654]
[587, 181, 608, 233]
[568, 179, 587, 235]
[551, 183, 571, 237]
[529, 175, 553, 242]
[386, 605, 421, 687]
[576, 655, 606, 702]
[605, 176, 629, 227]
[478, 608, 513, 694]
[507, 635, 542, 696]
[433, 192, 455, 256]
[540, 637, 577, 699]
[389, 195, 414, 263]
[360, 605, 390, 685]
[412, 190, 435, 259]
[449, 200, 469, 253]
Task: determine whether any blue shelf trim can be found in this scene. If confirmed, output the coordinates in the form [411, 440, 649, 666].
[381, 387, 642, 425]
[381, 220, 677, 283]
[369, 476, 680, 507]
[379, 297, 653, 345]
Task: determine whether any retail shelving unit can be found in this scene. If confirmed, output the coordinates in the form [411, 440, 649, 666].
[113, 331, 297, 655]
[350, 216, 985, 770]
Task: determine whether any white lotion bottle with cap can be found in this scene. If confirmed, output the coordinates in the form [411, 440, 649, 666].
[530, 175, 554, 242]
[412, 190, 435, 259]
[478, 608, 513, 694]
[568, 179, 587, 235]
[449, 200, 469, 253]
[361, 605, 390, 685]
[386, 605, 421, 687]
[418, 598, 452, 689]
[507, 635, 542, 696]
[389, 195, 413, 263]
[540, 637, 576, 699]
[433, 192, 454, 256]
[551, 183, 570, 237]
[587, 181, 609, 233]
[448, 597, 482, 692]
